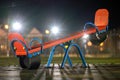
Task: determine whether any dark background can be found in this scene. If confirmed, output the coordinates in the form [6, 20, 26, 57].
[0, 0, 119, 34]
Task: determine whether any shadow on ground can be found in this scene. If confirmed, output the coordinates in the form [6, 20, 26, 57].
[0, 63, 120, 80]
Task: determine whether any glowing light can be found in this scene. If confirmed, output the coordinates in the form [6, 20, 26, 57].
[45, 30, 50, 34]
[65, 45, 68, 49]
[0, 45, 6, 50]
[100, 42, 104, 46]
[0, 45, 4, 49]
[83, 34, 89, 39]
[87, 41, 92, 46]
[5, 25, 9, 29]
[51, 26, 59, 34]
[12, 22, 21, 31]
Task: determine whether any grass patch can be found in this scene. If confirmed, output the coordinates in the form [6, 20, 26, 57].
[0, 56, 120, 66]
[41, 56, 120, 64]
[0, 57, 19, 66]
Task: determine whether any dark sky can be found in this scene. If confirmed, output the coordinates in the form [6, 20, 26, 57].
[0, 0, 119, 34]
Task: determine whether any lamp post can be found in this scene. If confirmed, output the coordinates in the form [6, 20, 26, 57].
[45, 29, 50, 41]
[4, 22, 22, 57]
[4, 24, 9, 57]
[45, 29, 50, 56]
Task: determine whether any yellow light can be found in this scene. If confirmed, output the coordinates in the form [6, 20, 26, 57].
[87, 41, 92, 46]
[100, 42, 104, 46]
[5, 24, 9, 29]
[0, 45, 4, 49]
[45, 30, 50, 34]
[65, 45, 68, 49]
[0, 45, 6, 50]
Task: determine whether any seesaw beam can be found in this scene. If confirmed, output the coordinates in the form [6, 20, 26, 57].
[30, 28, 98, 53]
[14, 27, 101, 55]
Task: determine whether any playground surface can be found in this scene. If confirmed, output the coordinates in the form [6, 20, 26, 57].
[0, 63, 120, 80]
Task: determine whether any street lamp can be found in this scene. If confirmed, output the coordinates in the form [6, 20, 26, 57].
[51, 26, 59, 35]
[44, 29, 50, 55]
[5, 24, 9, 30]
[45, 29, 50, 35]
[45, 29, 50, 41]
[4, 22, 22, 57]
[4, 24, 9, 57]
[12, 22, 22, 31]
[87, 41, 92, 46]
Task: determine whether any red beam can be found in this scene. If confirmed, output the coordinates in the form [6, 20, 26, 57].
[29, 27, 104, 53]
[9, 26, 106, 56]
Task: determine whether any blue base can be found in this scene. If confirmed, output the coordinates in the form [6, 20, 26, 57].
[46, 41, 87, 68]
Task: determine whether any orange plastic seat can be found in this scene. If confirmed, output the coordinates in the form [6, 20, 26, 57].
[94, 9, 109, 30]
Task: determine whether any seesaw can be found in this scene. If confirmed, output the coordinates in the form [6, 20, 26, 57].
[8, 9, 109, 69]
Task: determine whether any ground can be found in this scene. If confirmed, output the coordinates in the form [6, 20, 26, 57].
[0, 63, 120, 80]
[0, 57, 120, 80]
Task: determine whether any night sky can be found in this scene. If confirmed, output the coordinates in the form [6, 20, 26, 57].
[0, 0, 119, 34]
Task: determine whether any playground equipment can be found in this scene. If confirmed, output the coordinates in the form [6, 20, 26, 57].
[8, 9, 109, 69]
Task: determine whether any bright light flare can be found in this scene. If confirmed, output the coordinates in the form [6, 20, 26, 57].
[83, 34, 89, 39]
[12, 22, 22, 31]
[45, 30, 50, 34]
[51, 26, 59, 34]
[87, 41, 92, 46]
[100, 42, 104, 46]
[5, 25, 9, 29]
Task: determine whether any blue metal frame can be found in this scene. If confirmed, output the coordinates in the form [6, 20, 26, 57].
[46, 44, 72, 67]
[84, 22, 99, 33]
[84, 22, 108, 34]
[46, 41, 87, 68]
[61, 43, 87, 68]
[28, 37, 43, 58]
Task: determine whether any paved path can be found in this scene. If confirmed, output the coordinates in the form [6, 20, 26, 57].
[0, 63, 120, 80]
